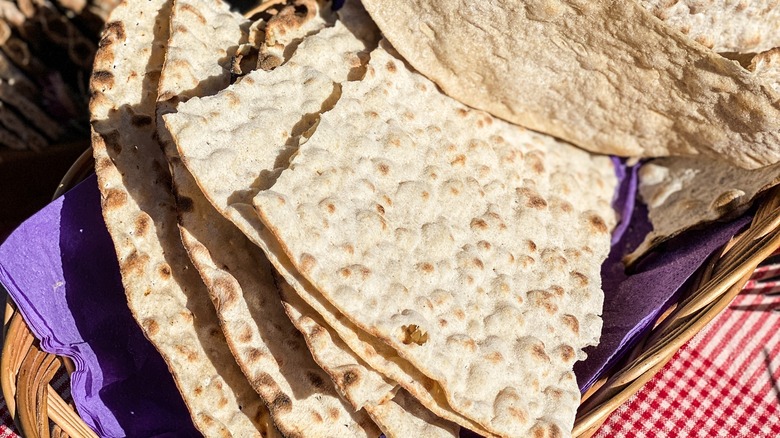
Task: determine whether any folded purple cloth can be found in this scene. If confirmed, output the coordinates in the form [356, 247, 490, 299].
[575, 163, 750, 391]
[0, 175, 198, 437]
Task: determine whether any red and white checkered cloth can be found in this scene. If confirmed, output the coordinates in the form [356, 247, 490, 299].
[595, 274, 780, 437]
[1, 267, 778, 437]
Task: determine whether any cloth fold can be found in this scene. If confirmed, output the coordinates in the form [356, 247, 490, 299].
[0, 175, 197, 437]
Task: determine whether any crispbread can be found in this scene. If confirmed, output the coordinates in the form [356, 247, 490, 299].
[277, 278, 459, 438]
[626, 47, 780, 264]
[164, 10, 498, 434]
[360, 0, 780, 169]
[156, 1, 383, 436]
[639, 0, 780, 53]
[363, 389, 460, 438]
[89, 0, 276, 435]
[253, 43, 617, 437]
[627, 158, 780, 265]
[162, 4, 464, 435]
[750, 48, 780, 94]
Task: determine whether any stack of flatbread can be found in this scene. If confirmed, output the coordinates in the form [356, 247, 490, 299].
[88, 0, 780, 436]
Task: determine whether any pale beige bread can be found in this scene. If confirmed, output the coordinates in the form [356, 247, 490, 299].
[162, 5, 460, 435]
[179, 198, 383, 437]
[156, 0, 249, 160]
[278, 279, 460, 438]
[277, 278, 397, 409]
[364, 389, 461, 438]
[164, 9, 500, 434]
[89, 0, 276, 435]
[156, 1, 383, 436]
[360, 0, 780, 170]
[276, 230, 493, 435]
[257, 0, 334, 70]
[750, 48, 780, 94]
[626, 47, 780, 264]
[627, 157, 780, 264]
[253, 43, 617, 437]
[639, 0, 780, 53]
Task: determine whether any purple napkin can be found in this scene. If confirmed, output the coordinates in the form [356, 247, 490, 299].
[574, 163, 751, 391]
[0, 175, 198, 437]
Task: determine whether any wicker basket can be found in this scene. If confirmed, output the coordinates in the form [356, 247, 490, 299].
[2, 151, 779, 437]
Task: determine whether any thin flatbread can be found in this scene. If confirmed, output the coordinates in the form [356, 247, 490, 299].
[253, 44, 617, 437]
[163, 4, 459, 435]
[360, 0, 780, 169]
[89, 0, 275, 435]
[626, 47, 780, 263]
[627, 157, 780, 264]
[750, 48, 780, 94]
[165, 9, 498, 435]
[156, 1, 383, 436]
[364, 389, 461, 438]
[278, 279, 459, 438]
[164, 7, 502, 434]
[639, 0, 780, 53]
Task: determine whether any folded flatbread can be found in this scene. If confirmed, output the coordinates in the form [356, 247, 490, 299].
[627, 46, 780, 263]
[360, 0, 780, 169]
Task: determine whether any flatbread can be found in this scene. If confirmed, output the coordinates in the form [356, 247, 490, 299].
[363, 389, 461, 438]
[253, 44, 617, 437]
[89, 0, 276, 435]
[360, 0, 780, 169]
[278, 280, 459, 438]
[165, 8, 500, 435]
[156, 1, 383, 436]
[639, 0, 780, 53]
[750, 48, 780, 94]
[163, 4, 460, 435]
[627, 157, 780, 264]
[626, 46, 780, 264]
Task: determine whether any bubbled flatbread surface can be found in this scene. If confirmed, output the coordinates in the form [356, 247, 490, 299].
[360, 0, 780, 169]
[625, 47, 780, 264]
[627, 157, 780, 264]
[157, 0, 379, 436]
[163, 4, 465, 434]
[253, 44, 617, 437]
[89, 0, 274, 435]
[277, 279, 459, 437]
[165, 9, 500, 434]
[639, 0, 780, 53]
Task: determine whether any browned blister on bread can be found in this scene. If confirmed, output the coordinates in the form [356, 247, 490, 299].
[89, 0, 277, 435]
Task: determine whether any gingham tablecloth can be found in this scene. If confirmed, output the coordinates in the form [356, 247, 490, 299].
[1, 270, 778, 437]
[595, 276, 780, 437]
